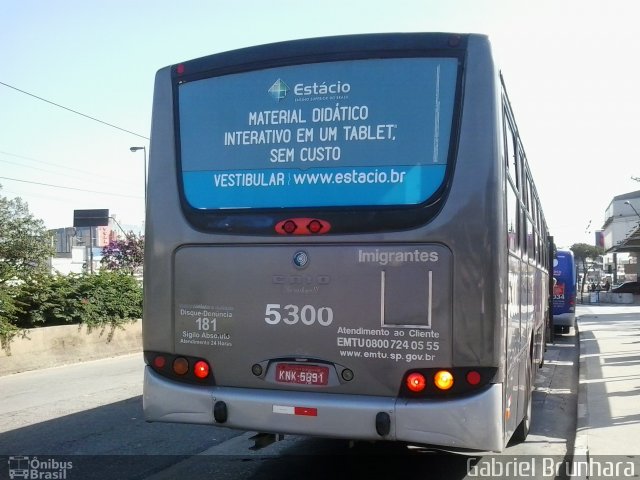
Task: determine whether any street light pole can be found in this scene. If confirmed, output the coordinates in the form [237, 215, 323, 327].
[623, 200, 640, 284]
[624, 200, 640, 221]
[130, 146, 147, 209]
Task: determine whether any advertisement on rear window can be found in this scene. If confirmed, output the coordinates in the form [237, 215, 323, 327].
[178, 57, 458, 209]
[553, 281, 566, 307]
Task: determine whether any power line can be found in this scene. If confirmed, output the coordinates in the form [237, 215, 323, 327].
[0, 80, 149, 140]
[0, 149, 139, 187]
[0, 156, 138, 190]
[0, 157, 97, 182]
[0, 149, 96, 176]
[0, 175, 142, 199]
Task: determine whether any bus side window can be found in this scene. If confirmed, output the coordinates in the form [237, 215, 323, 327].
[506, 183, 518, 252]
[504, 111, 518, 188]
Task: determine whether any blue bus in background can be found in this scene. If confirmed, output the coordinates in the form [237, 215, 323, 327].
[553, 250, 576, 333]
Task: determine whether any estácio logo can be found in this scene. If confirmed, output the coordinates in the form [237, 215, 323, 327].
[268, 79, 290, 102]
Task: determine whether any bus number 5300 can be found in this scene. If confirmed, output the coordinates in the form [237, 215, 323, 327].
[264, 304, 334, 326]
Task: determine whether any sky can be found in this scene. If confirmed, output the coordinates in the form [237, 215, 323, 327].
[1, 0, 639, 247]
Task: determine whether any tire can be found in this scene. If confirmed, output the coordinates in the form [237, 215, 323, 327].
[539, 325, 545, 368]
[554, 325, 569, 335]
[513, 354, 533, 443]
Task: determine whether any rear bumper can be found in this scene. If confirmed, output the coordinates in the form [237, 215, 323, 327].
[144, 367, 505, 451]
[553, 312, 575, 327]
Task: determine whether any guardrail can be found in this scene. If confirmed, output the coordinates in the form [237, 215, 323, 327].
[580, 291, 636, 304]
[0, 320, 142, 376]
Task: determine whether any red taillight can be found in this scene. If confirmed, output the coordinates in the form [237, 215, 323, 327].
[150, 353, 214, 383]
[275, 218, 331, 235]
[193, 360, 210, 379]
[406, 373, 427, 392]
[176, 64, 185, 75]
[307, 220, 323, 234]
[282, 220, 297, 234]
[153, 355, 166, 369]
[466, 370, 481, 386]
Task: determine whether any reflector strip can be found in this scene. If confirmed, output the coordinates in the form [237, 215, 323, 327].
[272, 405, 318, 417]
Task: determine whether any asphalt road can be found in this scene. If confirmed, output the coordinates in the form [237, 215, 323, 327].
[0, 332, 578, 480]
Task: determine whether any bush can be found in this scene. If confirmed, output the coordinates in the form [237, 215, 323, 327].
[1, 271, 142, 346]
[12, 274, 81, 327]
[73, 271, 142, 328]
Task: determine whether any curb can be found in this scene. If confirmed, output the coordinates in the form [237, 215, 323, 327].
[571, 317, 589, 480]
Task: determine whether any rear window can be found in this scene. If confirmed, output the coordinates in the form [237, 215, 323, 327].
[177, 57, 458, 210]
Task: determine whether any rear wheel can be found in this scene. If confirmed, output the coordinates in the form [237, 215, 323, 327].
[513, 353, 533, 443]
[538, 323, 546, 367]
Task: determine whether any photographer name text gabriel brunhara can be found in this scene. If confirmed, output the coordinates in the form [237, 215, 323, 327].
[467, 456, 636, 478]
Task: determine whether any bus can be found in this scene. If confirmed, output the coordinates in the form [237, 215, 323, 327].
[552, 249, 576, 333]
[142, 33, 550, 453]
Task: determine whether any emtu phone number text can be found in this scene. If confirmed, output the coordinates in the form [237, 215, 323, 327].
[336, 337, 439, 351]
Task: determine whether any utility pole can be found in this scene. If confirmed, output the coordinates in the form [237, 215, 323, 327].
[89, 226, 94, 274]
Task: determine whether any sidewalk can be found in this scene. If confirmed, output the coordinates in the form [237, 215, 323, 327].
[574, 302, 640, 464]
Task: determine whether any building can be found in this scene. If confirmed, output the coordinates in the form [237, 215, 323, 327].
[601, 190, 640, 282]
[49, 213, 143, 274]
[49, 225, 116, 274]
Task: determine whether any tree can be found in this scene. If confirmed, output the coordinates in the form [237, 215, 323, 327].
[570, 243, 604, 293]
[0, 186, 54, 345]
[100, 233, 144, 275]
[0, 186, 54, 283]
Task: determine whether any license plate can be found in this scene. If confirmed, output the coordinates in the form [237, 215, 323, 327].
[275, 364, 329, 386]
